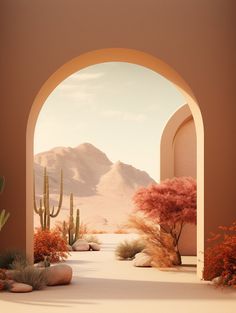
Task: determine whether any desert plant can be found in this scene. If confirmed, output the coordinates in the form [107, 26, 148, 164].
[56, 220, 88, 242]
[68, 193, 80, 245]
[133, 176, 196, 265]
[203, 221, 236, 287]
[129, 214, 178, 267]
[82, 234, 101, 245]
[34, 229, 69, 263]
[58, 193, 81, 246]
[115, 239, 146, 260]
[12, 266, 47, 290]
[34, 167, 63, 230]
[10, 254, 30, 271]
[0, 250, 27, 269]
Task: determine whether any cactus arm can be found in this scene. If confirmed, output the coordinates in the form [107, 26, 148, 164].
[0, 209, 10, 231]
[68, 193, 74, 245]
[67, 193, 80, 245]
[70, 193, 73, 216]
[50, 169, 63, 218]
[43, 167, 48, 211]
[47, 211, 50, 230]
[33, 173, 41, 214]
[39, 199, 44, 229]
[43, 203, 47, 231]
[75, 209, 80, 241]
[58, 169, 63, 208]
[62, 221, 67, 241]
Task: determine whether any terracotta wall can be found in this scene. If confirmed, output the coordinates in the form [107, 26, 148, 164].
[0, 1, 236, 275]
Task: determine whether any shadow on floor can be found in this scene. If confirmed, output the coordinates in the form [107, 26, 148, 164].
[1, 276, 235, 307]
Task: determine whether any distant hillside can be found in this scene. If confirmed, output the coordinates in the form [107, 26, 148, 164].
[34, 143, 155, 231]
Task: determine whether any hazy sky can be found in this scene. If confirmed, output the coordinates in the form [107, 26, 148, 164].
[34, 62, 185, 181]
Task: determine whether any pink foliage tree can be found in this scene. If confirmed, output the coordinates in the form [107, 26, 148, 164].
[133, 177, 196, 265]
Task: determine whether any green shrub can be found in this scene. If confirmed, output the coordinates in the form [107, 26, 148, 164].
[12, 266, 47, 290]
[115, 239, 145, 260]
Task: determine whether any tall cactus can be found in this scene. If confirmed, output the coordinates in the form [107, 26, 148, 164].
[0, 176, 10, 231]
[34, 167, 63, 230]
[68, 193, 80, 246]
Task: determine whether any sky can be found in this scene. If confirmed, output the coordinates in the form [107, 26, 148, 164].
[34, 62, 185, 181]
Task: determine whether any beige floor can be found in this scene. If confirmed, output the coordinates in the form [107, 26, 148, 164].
[1, 234, 235, 313]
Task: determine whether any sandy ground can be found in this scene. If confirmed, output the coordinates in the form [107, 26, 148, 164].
[1, 234, 235, 313]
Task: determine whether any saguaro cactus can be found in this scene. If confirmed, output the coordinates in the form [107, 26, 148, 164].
[34, 167, 63, 230]
[68, 193, 80, 246]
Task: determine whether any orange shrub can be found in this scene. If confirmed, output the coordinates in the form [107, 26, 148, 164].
[34, 229, 69, 263]
[203, 221, 236, 287]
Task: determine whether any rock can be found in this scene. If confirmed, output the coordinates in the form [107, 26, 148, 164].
[212, 276, 223, 285]
[133, 252, 152, 267]
[67, 245, 73, 251]
[5, 270, 16, 280]
[45, 264, 72, 286]
[34, 260, 50, 268]
[72, 239, 90, 251]
[10, 282, 33, 293]
[89, 242, 101, 251]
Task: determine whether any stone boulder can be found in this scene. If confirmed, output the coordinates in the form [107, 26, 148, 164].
[212, 276, 223, 285]
[89, 242, 101, 251]
[72, 239, 90, 251]
[10, 282, 33, 293]
[133, 252, 152, 267]
[45, 264, 72, 286]
[67, 245, 73, 251]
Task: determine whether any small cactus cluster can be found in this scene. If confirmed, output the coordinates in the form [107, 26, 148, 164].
[62, 193, 80, 246]
[34, 168, 63, 230]
[0, 176, 10, 231]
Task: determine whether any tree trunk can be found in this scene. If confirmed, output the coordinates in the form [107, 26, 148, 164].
[172, 247, 182, 265]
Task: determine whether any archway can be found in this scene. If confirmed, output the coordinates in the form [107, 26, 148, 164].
[26, 48, 204, 276]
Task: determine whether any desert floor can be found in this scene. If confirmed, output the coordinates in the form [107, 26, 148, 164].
[1, 234, 235, 313]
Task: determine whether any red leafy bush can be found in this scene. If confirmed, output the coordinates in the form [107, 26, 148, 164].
[203, 221, 236, 287]
[133, 177, 196, 265]
[34, 229, 69, 263]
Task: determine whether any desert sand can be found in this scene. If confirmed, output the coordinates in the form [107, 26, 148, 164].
[1, 234, 235, 313]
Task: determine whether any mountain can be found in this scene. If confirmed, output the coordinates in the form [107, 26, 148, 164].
[34, 143, 112, 196]
[34, 143, 155, 231]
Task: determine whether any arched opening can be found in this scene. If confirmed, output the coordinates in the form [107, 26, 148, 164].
[26, 48, 204, 276]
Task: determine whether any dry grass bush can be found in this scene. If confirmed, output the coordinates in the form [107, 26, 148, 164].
[129, 214, 178, 267]
[115, 239, 146, 260]
[11, 265, 47, 290]
[82, 234, 101, 245]
[55, 221, 89, 240]
[0, 250, 28, 269]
